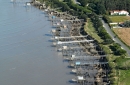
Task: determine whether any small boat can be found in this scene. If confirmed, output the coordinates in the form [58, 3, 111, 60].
[26, 3, 31, 6]
[72, 76, 85, 82]
[72, 69, 77, 73]
[44, 9, 48, 12]
[51, 29, 56, 33]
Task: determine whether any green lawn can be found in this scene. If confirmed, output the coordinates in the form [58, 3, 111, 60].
[119, 70, 130, 85]
[108, 16, 130, 22]
[84, 19, 103, 43]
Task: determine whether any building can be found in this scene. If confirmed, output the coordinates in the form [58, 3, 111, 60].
[110, 10, 129, 16]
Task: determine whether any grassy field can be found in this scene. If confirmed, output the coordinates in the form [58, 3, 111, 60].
[119, 70, 130, 85]
[84, 19, 103, 43]
[109, 16, 130, 22]
[113, 28, 130, 46]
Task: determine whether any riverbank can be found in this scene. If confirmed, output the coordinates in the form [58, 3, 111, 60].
[33, 0, 110, 84]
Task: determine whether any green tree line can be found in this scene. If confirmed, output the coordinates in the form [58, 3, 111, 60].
[77, 0, 130, 15]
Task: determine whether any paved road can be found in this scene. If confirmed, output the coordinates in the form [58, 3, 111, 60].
[100, 18, 130, 57]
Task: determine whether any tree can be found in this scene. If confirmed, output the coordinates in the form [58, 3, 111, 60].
[79, 14, 88, 21]
[123, 20, 130, 27]
[116, 49, 126, 55]
[123, 60, 130, 69]
[77, 0, 88, 7]
[102, 15, 112, 23]
[96, 4, 106, 14]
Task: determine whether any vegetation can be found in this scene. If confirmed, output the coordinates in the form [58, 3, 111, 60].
[124, 20, 130, 27]
[109, 16, 130, 22]
[89, 14, 113, 44]
[119, 70, 130, 85]
[77, 0, 130, 14]
[102, 15, 112, 23]
[42, 0, 130, 16]
[110, 43, 126, 55]
[84, 19, 103, 43]
[39, 0, 92, 21]
[84, 19, 120, 84]
[65, 0, 91, 21]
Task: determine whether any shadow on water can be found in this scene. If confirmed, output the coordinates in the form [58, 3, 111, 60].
[67, 66, 73, 68]
[66, 72, 71, 75]
[44, 34, 52, 36]
[50, 45, 56, 47]
[70, 72, 76, 75]
[62, 59, 69, 63]
[48, 40, 53, 42]
[52, 26, 56, 28]
[48, 20, 51, 21]
[68, 80, 77, 83]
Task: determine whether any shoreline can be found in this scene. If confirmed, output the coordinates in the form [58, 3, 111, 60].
[31, 0, 110, 84]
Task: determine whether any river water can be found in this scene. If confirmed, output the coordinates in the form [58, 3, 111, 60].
[0, 0, 75, 85]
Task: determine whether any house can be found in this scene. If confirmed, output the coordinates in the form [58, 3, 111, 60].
[110, 10, 129, 16]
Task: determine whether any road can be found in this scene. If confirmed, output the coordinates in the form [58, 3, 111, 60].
[100, 18, 130, 57]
